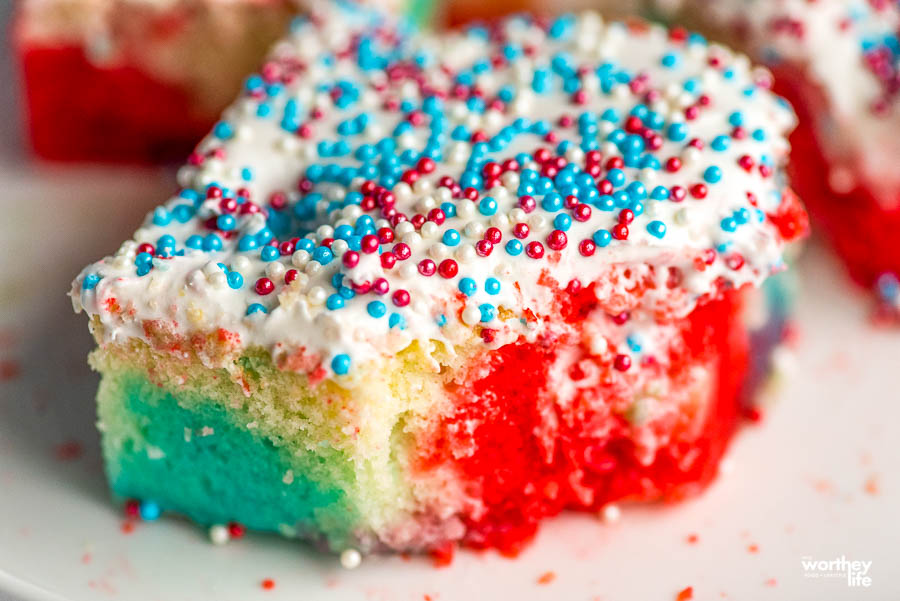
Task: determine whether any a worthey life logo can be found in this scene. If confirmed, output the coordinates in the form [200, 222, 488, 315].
[801, 555, 873, 588]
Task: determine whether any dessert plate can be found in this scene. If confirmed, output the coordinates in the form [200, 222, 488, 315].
[0, 154, 898, 600]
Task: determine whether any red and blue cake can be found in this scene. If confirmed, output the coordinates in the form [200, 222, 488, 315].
[71, 5, 807, 562]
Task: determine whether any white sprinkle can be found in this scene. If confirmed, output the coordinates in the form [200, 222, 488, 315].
[600, 504, 621, 523]
[291, 250, 310, 268]
[265, 262, 286, 279]
[340, 548, 362, 569]
[209, 525, 230, 545]
[462, 305, 482, 325]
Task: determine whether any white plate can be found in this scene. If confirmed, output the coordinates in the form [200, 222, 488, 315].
[1, 153, 899, 601]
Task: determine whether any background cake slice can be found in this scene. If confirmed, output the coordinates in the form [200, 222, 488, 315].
[72, 5, 807, 559]
[13, 0, 433, 162]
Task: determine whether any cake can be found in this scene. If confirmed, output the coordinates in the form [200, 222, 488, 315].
[71, 5, 807, 561]
[13, 0, 433, 163]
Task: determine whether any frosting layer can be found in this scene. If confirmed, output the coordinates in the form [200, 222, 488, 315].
[72, 5, 801, 377]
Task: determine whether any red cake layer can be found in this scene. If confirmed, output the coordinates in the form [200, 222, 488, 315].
[19, 44, 211, 162]
[416, 288, 751, 557]
[772, 65, 900, 291]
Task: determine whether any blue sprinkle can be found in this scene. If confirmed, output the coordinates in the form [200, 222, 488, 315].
[203, 234, 223, 252]
[627, 334, 643, 353]
[606, 168, 626, 187]
[592, 229, 612, 247]
[246, 303, 267, 315]
[541, 193, 563, 212]
[388, 313, 406, 329]
[661, 52, 679, 68]
[734, 207, 751, 224]
[213, 121, 233, 140]
[703, 166, 723, 184]
[728, 111, 744, 127]
[650, 186, 670, 201]
[667, 122, 687, 142]
[326, 294, 345, 310]
[478, 303, 496, 323]
[227, 272, 244, 289]
[554, 213, 572, 231]
[721, 217, 738, 232]
[458, 277, 477, 296]
[367, 301, 386, 318]
[139, 501, 161, 521]
[443, 229, 461, 246]
[595, 195, 615, 211]
[436, 314, 447, 327]
[485, 278, 501, 295]
[157, 234, 175, 249]
[82, 274, 101, 290]
[260, 246, 279, 262]
[479, 197, 498, 216]
[626, 181, 647, 200]
[172, 205, 194, 223]
[313, 247, 334, 265]
[331, 354, 351, 375]
[152, 207, 171, 226]
[237, 236, 258, 251]
[185, 235, 204, 250]
[505, 239, 523, 256]
[216, 214, 236, 231]
[711, 135, 730, 152]
[647, 220, 667, 238]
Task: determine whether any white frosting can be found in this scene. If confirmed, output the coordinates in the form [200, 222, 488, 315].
[71, 6, 798, 376]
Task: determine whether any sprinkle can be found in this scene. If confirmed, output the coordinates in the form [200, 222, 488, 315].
[703, 166, 722, 184]
[647, 221, 667, 238]
[139, 501, 161, 521]
[340, 548, 362, 569]
[331, 354, 351, 375]
[458, 277, 477, 296]
[209, 525, 230, 545]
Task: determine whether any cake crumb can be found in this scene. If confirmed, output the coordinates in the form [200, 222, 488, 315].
[537, 571, 556, 585]
[864, 475, 880, 495]
[675, 586, 694, 601]
[54, 440, 83, 461]
[0, 359, 20, 381]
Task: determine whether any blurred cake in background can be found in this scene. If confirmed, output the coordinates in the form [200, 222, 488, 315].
[13, 0, 434, 163]
[72, 4, 807, 559]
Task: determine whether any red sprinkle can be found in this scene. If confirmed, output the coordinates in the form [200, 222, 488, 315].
[613, 354, 632, 371]
[526, 241, 545, 259]
[255, 278, 275, 295]
[438, 259, 459, 278]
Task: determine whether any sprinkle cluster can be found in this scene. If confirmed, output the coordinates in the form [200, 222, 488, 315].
[75, 5, 797, 376]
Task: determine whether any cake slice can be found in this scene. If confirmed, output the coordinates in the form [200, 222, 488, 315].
[14, 0, 433, 162]
[71, 6, 807, 559]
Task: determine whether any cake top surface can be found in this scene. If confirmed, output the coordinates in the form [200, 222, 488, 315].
[72, 3, 802, 377]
